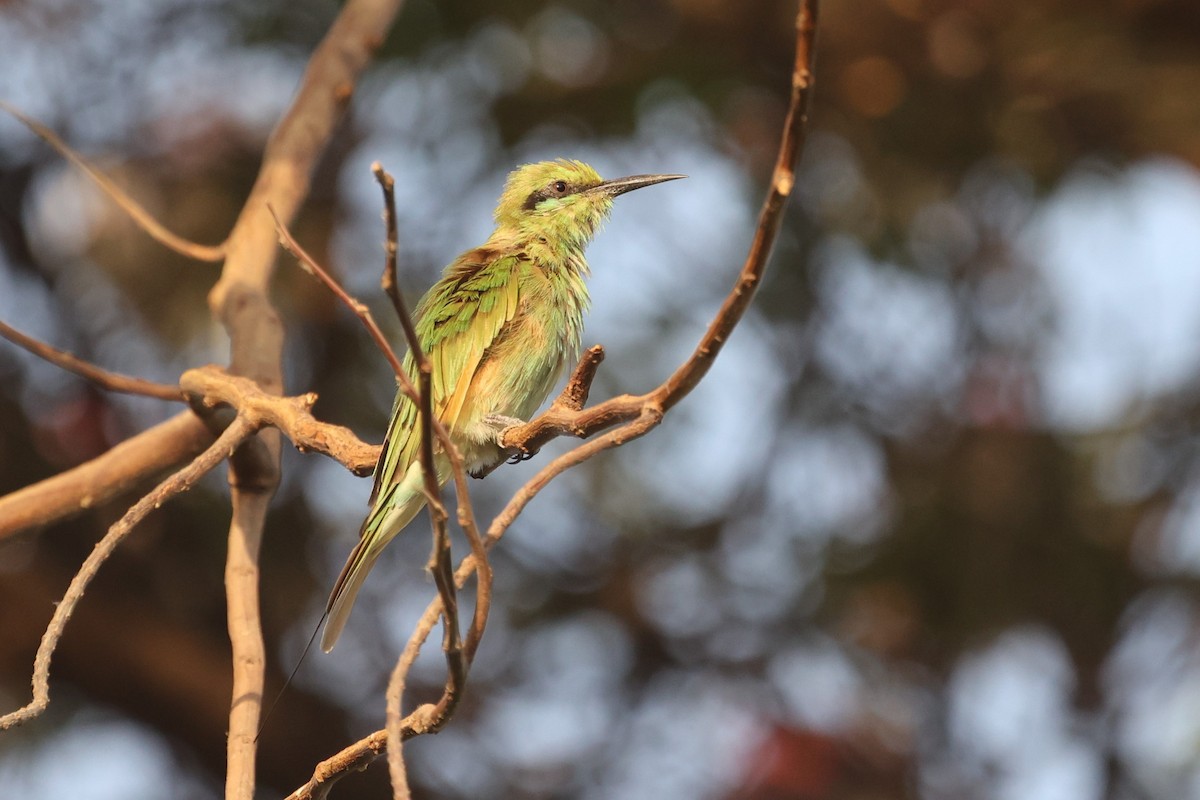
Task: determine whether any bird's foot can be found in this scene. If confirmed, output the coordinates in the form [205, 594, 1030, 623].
[481, 413, 540, 467]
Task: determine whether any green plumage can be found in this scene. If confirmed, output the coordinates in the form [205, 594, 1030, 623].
[322, 159, 684, 651]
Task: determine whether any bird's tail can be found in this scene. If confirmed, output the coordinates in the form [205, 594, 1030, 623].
[321, 464, 430, 652]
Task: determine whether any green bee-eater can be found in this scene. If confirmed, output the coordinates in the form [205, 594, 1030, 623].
[322, 159, 684, 651]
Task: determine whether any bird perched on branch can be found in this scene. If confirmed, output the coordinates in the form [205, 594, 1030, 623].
[323, 159, 684, 651]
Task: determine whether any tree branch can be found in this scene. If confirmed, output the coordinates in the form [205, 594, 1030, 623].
[180, 365, 379, 475]
[224, 446, 275, 800]
[0, 416, 256, 729]
[369, 164, 465, 800]
[0, 319, 183, 401]
[0, 100, 226, 263]
[0, 411, 214, 540]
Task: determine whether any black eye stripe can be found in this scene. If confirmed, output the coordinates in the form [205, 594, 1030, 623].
[522, 189, 547, 211]
[522, 180, 574, 211]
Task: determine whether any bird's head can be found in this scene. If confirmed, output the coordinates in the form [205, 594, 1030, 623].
[492, 159, 684, 246]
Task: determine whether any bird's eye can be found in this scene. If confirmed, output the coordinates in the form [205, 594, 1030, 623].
[553, 180, 567, 193]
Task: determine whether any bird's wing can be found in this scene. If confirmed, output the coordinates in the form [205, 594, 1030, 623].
[367, 250, 523, 508]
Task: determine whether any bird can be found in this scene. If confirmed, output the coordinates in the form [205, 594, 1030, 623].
[322, 159, 685, 651]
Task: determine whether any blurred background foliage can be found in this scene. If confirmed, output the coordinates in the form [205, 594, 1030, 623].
[2, 0, 1200, 797]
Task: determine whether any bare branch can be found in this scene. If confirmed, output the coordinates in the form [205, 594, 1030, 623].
[0, 411, 214, 540]
[385, 618, 423, 799]
[453, 455, 491, 665]
[558, 345, 606, 411]
[273, 207, 417, 397]
[367, 164, 446, 537]
[180, 365, 379, 475]
[0, 100, 226, 263]
[0, 416, 256, 729]
[372, 163, 403, 325]
[0, 318, 183, 401]
[654, 0, 817, 411]
[367, 162, 469, 800]
[368, 166, 483, 551]
[225, 453, 275, 800]
[284, 730, 388, 800]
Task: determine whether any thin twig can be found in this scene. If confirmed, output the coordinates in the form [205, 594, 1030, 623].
[654, 0, 816, 411]
[0, 416, 256, 729]
[372, 163, 404, 327]
[272, 206, 409, 390]
[0, 100, 226, 263]
[454, 458, 491, 663]
[284, 730, 388, 800]
[0, 319, 182, 401]
[370, 163, 466, 800]
[369, 166, 475, 495]
[385, 615, 424, 799]
[369, 164, 444, 520]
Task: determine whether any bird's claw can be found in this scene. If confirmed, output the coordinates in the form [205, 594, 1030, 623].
[506, 449, 537, 465]
[478, 413, 540, 467]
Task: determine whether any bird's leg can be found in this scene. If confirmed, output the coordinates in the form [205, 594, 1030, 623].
[467, 414, 533, 479]
[481, 413, 539, 465]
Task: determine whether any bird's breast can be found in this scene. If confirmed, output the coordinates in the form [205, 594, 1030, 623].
[471, 312, 572, 418]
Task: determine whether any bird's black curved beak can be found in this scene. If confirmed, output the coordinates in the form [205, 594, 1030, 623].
[592, 173, 687, 197]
